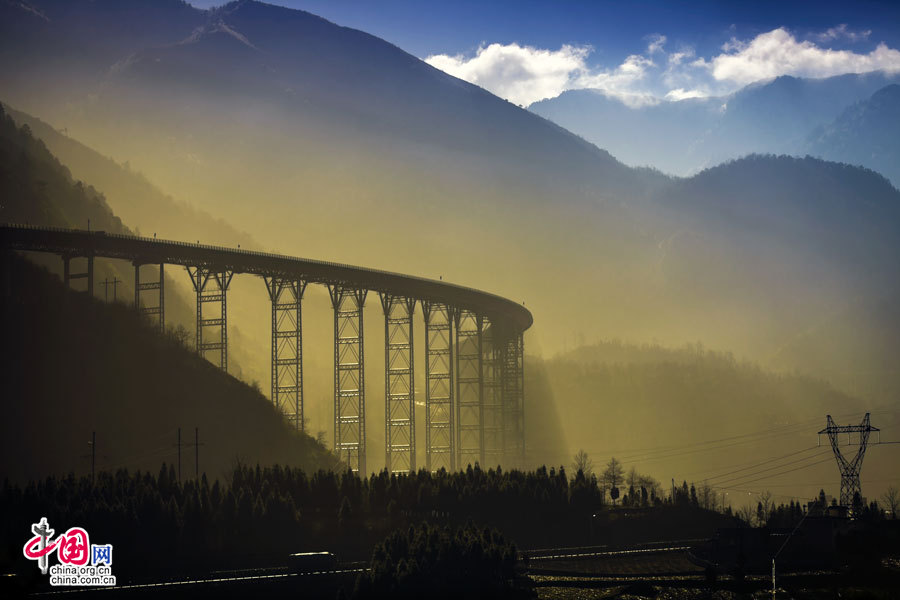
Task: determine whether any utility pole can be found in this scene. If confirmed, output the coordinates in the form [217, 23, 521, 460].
[176, 427, 181, 483]
[190, 427, 205, 479]
[89, 431, 95, 484]
[818, 413, 880, 509]
[772, 507, 811, 599]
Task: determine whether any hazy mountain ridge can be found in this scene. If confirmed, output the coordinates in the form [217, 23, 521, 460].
[0, 102, 274, 387]
[535, 340, 899, 501]
[106, 0, 645, 195]
[4, 103, 260, 248]
[530, 72, 900, 177]
[805, 84, 900, 188]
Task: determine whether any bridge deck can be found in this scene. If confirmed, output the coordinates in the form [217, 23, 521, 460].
[1, 224, 532, 332]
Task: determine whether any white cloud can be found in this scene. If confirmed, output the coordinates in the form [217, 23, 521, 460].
[706, 27, 900, 86]
[647, 34, 667, 55]
[577, 54, 659, 107]
[424, 43, 590, 107]
[816, 24, 871, 44]
[424, 26, 900, 108]
[665, 88, 708, 101]
[667, 49, 695, 67]
[425, 43, 660, 107]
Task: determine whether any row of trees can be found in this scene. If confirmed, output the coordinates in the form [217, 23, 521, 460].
[1, 461, 663, 575]
[570, 450, 900, 525]
[571, 452, 664, 506]
[354, 523, 525, 599]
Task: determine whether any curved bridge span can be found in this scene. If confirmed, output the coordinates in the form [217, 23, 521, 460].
[1, 224, 531, 473]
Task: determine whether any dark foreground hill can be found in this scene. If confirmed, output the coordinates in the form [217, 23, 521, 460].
[0, 255, 339, 482]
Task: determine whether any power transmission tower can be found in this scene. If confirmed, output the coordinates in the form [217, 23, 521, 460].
[818, 413, 880, 508]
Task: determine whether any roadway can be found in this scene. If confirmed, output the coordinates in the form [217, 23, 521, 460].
[1, 224, 533, 333]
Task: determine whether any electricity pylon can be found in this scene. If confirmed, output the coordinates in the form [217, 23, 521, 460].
[818, 413, 880, 508]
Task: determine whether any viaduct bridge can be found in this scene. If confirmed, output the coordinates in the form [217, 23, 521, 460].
[1, 224, 532, 474]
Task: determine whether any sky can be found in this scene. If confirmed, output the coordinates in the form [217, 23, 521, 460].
[194, 1, 900, 106]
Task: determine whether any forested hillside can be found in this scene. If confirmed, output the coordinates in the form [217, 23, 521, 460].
[0, 254, 339, 482]
[530, 340, 899, 502]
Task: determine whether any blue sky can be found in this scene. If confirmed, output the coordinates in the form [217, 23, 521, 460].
[191, 1, 900, 106]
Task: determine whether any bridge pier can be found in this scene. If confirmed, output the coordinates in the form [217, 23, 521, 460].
[423, 302, 455, 472]
[62, 254, 94, 296]
[134, 263, 165, 332]
[187, 267, 233, 372]
[381, 294, 416, 473]
[482, 318, 503, 468]
[501, 332, 525, 466]
[265, 277, 306, 432]
[330, 286, 367, 474]
[455, 309, 484, 468]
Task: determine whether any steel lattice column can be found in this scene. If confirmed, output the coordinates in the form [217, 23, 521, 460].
[265, 277, 307, 432]
[187, 267, 233, 371]
[423, 302, 455, 472]
[134, 263, 165, 332]
[62, 254, 94, 296]
[501, 331, 525, 466]
[381, 294, 416, 473]
[482, 318, 503, 468]
[330, 286, 367, 474]
[455, 309, 484, 468]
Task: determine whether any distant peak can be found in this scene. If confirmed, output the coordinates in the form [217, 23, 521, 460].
[183, 19, 259, 51]
[3, 0, 49, 21]
[873, 83, 900, 98]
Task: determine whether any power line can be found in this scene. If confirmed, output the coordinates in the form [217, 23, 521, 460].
[718, 456, 835, 489]
[733, 477, 900, 489]
[700, 447, 823, 484]
[680, 445, 820, 480]
[618, 427, 823, 467]
[711, 451, 832, 488]
[617, 418, 824, 462]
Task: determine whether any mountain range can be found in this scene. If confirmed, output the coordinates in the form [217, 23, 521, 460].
[1, 0, 898, 458]
[530, 72, 900, 185]
[804, 84, 900, 189]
